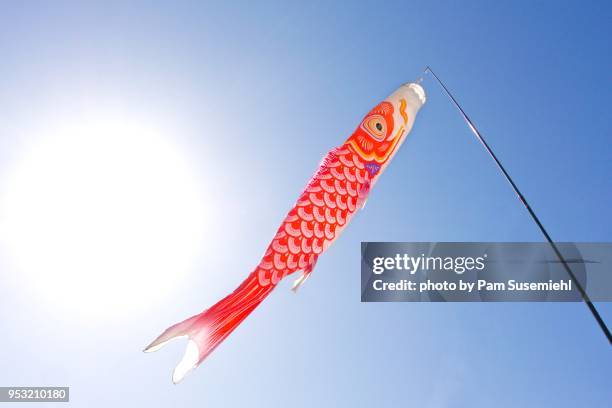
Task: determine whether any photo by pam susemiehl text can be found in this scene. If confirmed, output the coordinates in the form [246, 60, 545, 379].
[361, 242, 612, 302]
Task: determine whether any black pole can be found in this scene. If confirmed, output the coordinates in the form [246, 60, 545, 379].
[425, 66, 612, 344]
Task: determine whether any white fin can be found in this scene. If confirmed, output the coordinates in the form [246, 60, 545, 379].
[172, 340, 200, 384]
[291, 272, 310, 292]
[291, 259, 317, 292]
[357, 180, 371, 209]
[143, 335, 186, 353]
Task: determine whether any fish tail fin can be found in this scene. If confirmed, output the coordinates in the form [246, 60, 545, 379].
[144, 270, 274, 383]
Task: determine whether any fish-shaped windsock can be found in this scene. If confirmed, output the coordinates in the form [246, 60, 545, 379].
[145, 82, 427, 383]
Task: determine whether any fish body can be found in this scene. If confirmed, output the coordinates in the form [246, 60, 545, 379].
[258, 145, 368, 288]
[145, 82, 427, 383]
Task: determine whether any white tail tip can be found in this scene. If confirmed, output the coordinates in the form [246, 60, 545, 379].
[143, 336, 185, 353]
[172, 339, 200, 384]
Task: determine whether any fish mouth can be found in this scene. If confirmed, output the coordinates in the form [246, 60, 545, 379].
[407, 82, 427, 105]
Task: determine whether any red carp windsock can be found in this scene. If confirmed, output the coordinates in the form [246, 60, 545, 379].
[144, 82, 427, 383]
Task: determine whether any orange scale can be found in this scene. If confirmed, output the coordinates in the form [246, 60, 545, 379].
[313, 206, 326, 222]
[324, 223, 336, 240]
[313, 222, 325, 238]
[323, 192, 337, 208]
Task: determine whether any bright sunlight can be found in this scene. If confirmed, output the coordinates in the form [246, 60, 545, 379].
[0, 117, 207, 319]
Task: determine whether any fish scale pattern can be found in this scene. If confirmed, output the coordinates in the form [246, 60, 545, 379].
[257, 145, 371, 286]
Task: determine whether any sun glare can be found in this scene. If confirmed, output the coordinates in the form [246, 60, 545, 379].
[0, 117, 207, 319]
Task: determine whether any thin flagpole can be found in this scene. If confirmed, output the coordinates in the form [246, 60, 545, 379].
[425, 66, 612, 344]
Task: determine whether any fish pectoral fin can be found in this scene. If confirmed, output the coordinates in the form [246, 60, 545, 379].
[291, 273, 310, 292]
[357, 180, 371, 210]
[291, 258, 318, 293]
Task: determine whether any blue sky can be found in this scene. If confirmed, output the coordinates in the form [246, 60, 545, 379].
[0, 1, 610, 407]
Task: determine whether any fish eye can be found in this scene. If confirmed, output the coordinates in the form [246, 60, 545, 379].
[361, 115, 387, 141]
